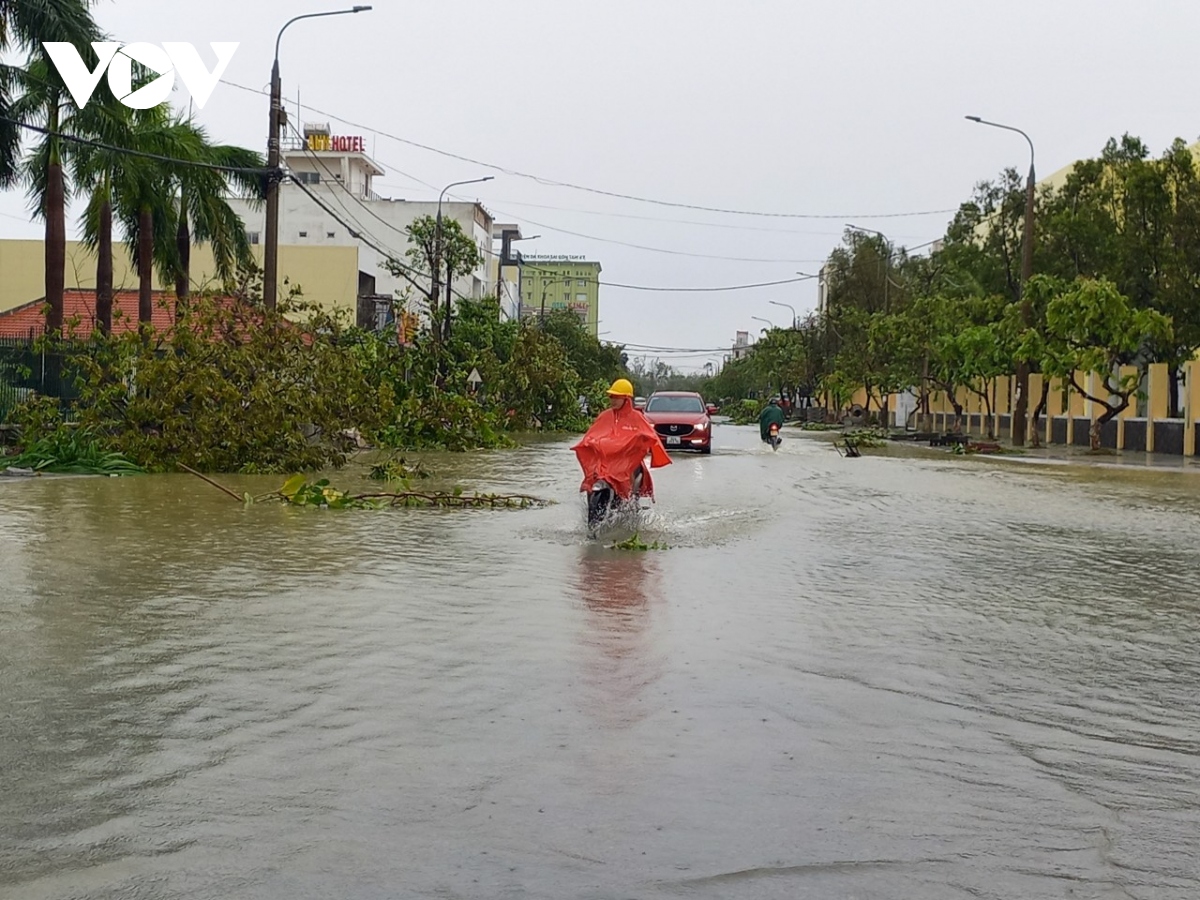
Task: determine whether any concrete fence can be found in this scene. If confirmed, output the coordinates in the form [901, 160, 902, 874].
[877, 361, 1200, 456]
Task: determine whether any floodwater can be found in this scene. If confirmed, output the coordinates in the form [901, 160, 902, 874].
[3, 425, 1200, 900]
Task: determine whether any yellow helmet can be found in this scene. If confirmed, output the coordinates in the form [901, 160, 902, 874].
[606, 378, 635, 397]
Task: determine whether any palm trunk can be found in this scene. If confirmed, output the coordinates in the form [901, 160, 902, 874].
[175, 208, 191, 320]
[96, 189, 113, 336]
[45, 112, 66, 337]
[138, 204, 154, 326]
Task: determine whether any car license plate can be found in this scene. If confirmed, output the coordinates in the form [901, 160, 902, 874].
[666, 436, 681, 445]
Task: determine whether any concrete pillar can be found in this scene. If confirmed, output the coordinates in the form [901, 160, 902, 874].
[1149, 362, 1170, 421]
[1147, 365, 1162, 453]
[1185, 360, 1200, 456]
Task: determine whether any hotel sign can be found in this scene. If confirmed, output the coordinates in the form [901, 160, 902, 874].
[307, 134, 366, 152]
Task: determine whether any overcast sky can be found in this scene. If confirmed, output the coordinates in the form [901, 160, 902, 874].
[3, 0, 1198, 369]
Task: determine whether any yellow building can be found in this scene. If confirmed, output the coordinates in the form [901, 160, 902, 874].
[0, 239, 360, 316]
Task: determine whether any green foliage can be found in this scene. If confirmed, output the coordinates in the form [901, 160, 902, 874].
[378, 390, 512, 452]
[1, 423, 143, 475]
[270, 474, 548, 510]
[610, 532, 669, 551]
[19, 294, 393, 473]
[727, 398, 763, 425]
[369, 455, 430, 482]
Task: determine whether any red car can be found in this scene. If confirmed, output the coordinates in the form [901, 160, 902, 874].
[642, 391, 713, 454]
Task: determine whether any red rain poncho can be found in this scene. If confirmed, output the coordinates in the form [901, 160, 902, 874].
[573, 404, 672, 500]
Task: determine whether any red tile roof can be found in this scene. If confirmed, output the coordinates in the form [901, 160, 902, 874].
[0, 289, 176, 339]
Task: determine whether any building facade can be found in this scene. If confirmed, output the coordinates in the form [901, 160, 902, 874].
[0, 239, 359, 317]
[517, 256, 601, 335]
[227, 122, 502, 323]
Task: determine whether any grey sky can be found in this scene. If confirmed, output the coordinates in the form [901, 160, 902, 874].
[3, 0, 1198, 370]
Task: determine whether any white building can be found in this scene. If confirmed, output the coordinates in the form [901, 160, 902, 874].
[230, 123, 512, 325]
[732, 330, 752, 360]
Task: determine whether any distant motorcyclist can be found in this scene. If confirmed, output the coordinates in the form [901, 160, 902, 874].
[573, 378, 671, 502]
[759, 398, 786, 443]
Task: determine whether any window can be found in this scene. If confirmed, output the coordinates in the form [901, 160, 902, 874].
[646, 396, 705, 414]
[295, 171, 320, 184]
[326, 231, 335, 239]
[246, 231, 260, 245]
[299, 231, 308, 238]
[577, 279, 585, 286]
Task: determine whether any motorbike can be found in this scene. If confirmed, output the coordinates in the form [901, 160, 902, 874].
[767, 422, 782, 451]
[586, 465, 647, 529]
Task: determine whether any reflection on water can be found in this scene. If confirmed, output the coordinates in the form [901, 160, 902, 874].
[3, 428, 1200, 899]
[573, 547, 663, 729]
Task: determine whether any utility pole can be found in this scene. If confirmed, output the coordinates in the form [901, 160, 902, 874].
[264, 6, 372, 311]
[967, 116, 1036, 446]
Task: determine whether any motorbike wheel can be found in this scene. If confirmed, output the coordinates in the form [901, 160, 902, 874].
[587, 489, 617, 528]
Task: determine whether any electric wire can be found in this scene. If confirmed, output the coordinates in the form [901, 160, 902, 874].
[219, 78, 958, 220]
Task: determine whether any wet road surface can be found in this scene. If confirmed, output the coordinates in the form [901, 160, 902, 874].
[3, 423, 1200, 899]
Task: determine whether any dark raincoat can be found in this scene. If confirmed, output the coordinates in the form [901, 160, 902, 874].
[759, 403, 785, 441]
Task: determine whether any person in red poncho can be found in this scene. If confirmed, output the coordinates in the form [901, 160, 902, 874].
[573, 378, 672, 502]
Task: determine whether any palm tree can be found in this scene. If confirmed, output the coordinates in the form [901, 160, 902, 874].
[73, 103, 166, 334]
[97, 116, 262, 329]
[2, 2, 100, 335]
[165, 121, 262, 312]
[0, 0, 97, 179]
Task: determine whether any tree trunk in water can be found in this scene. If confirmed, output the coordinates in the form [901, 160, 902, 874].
[45, 159, 66, 337]
[951, 401, 964, 433]
[1090, 418, 1102, 452]
[985, 396, 995, 439]
[1029, 379, 1050, 449]
[138, 205, 154, 327]
[96, 194, 113, 336]
[175, 208, 190, 320]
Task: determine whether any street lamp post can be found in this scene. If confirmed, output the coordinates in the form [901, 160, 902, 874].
[264, 5, 372, 310]
[769, 300, 797, 328]
[434, 176, 493, 339]
[751, 315, 776, 331]
[966, 115, 1036, 446]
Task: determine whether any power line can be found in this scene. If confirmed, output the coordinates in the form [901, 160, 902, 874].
[220, 79, 958, 221]
[519, 260, 820, 292]
[0, 116, 270, 175]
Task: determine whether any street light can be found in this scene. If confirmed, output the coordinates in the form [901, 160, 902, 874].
[264, 5, 372, 310]
[751, 315, 776, 331]
[966, 115, 1036, 446]
[769, 300, 797, 328]
[434, 176, 494, 338]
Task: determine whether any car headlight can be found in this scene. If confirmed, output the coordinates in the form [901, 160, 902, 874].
[695, 421, 709, 431]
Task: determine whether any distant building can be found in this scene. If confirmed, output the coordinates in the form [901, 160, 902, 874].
[518, 256, 601, 336]
[227, 122, 501, 324]
[817, 264, 831, 314]
[732, 330, 752, 360]
[490, 223, 525, 322]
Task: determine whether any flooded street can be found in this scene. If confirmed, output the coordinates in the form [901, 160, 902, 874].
[3, 424, 1200, 900]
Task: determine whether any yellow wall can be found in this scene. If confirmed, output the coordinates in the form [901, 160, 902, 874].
[0, 240, 360, 315]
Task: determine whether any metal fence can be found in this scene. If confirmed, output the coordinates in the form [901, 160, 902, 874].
[0, 337, 81, 421]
